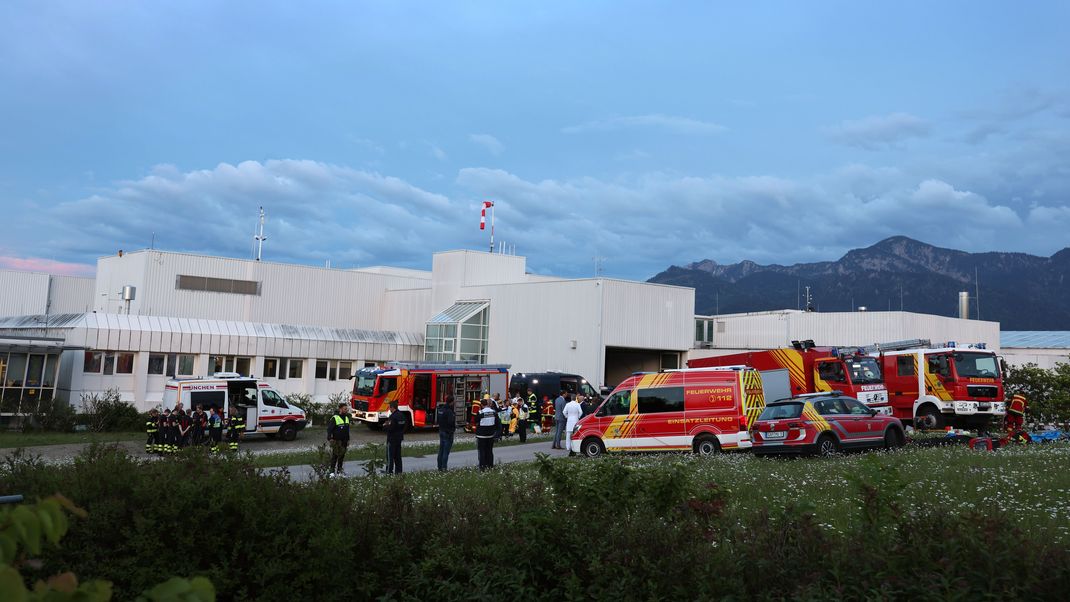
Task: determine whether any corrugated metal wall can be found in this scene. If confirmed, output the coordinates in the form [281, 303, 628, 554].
[0, 270, 49, 316]
[708, 310, 1001, 351]
[601, 279, 694, 350]
[96, 250, 430, 328]
[48, 276, 95, 313]
[380, 288, 432, 332]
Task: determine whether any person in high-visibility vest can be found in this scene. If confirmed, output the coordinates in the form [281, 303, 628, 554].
[1005, 394, 1030, 444]
[145, 408, 159, 454]
[527, 392, 539, 433]
[227, 408, 245, 452]
[327, 403, 352, 477]
[208, 407, 224, 453]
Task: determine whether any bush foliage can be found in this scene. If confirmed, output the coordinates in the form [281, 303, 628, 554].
[79, 389, 142, 433]
[1004, 361, 1070, 423]
[3, 444, 1069, 600]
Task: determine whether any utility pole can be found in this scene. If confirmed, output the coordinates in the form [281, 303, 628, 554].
[254, 206, 267, 261]
[593, 256, 606, 277]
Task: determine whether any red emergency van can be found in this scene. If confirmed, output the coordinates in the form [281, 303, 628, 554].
[569, 367, 782, 457]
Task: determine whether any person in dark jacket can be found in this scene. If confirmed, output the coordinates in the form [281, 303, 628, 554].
[552, 392, 567, 449]
[384, 401, 406, 474]
[190, 404, 208, 447]
[475, 398, 500, 471]
[208, 407, 224, 453]
[580, 395, 595, 417]
[436, 400, 456, 471]
[145, 408, 159, 454]
[326, 402, 352, 477]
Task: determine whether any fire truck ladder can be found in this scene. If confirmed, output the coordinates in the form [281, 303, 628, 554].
[857, 339, 932, 354]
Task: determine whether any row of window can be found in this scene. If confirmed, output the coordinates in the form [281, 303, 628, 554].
[83, 352, 371, 381]
[601, 387, 687, 416]
[1, 352, 59, 389]
[694, 319, 725, 343]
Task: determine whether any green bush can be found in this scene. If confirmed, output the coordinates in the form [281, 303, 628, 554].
[79, 390, 142, 432]
[23, 397, 78, 433]
[1005, 362, 1070, 423]
[1, 445, 1068, 601]
[285, 391, 348, 427]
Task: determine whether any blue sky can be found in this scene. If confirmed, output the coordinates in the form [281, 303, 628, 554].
[1, 1, 1068, 278]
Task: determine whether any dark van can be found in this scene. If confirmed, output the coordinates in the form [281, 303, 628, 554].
[509, 372, 602, 403]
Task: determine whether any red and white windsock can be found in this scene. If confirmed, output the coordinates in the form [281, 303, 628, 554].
[480, 201, 494, 230]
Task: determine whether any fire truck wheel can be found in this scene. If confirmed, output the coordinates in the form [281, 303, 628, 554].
[884, 427, 905, 449]
[278, 423, 298, 442]
[915, 406, 943, 430]
[693, 435, 721, 456]
[815, 434, 839, 457]
[581, 437, 605, 458]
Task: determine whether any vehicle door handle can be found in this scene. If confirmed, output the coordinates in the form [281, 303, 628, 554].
[622, 419, 632, 422]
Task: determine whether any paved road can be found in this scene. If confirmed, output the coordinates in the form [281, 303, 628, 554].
[280, 438, 572, 481]
[1, 426, 451, 463]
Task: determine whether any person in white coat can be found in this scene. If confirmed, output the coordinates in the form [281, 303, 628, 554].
[563, 395, 584, 455]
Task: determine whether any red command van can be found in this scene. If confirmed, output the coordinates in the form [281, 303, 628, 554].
[569, 367, 787, 457]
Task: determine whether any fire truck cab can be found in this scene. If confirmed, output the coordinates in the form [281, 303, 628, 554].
[351, 362, 510, 429]
[876, 343, 1005, 429]
[689, 341, 889, 409]
[162, 373, 308, 441]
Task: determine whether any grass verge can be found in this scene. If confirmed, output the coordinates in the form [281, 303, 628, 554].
[0, 430, 144, 448]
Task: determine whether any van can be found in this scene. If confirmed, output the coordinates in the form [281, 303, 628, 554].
[162, 373, 308, 441]
[569, 367, 788, 457]
[508, 372, 602, 404]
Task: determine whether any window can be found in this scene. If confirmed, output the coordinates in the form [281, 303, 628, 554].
[263, 358, 279, 378]
[927, 355, 951, 378]
[148, 354, 166, 375]
[354, 373, 376, 396]
[638, 387, 685, 414]
[7, 354, 27, 386]
[176, 274, 261, 295]
[378, 377, 397, 396]
[952, 352, 1000, 378]
[166, 354, 178, 378]
[843, 398, 872, 415]
[813, 397, 849, 416]
[261, 389, 288, 408]
[602, 390, 631, 416]
[43, 356, 57, 387]
[425, 303, 488, 363]
[102, 353, 115, 376]
[210, 356, 225, 374]
[364, 361, 378, 368]
[83, 351, 102, 373]
[190, 390, 225, 410]
[695, 320, 704, 342]
[328, 362, 337, 381]
[817, 361, 846, 383]
[337, 361, 352, 381]
[235, 357, 251, 376]
[177, 354, 195, 376]
[287, 359, 303, 379]
[758, 403, 803, 420]
[116, 353, 135, 374]
[896, 356, 915, 377]
[315, 360, 329, 379]
[661, 353, 679, 370]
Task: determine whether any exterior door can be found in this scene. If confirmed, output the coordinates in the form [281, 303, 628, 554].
[599, 389, 633, 449]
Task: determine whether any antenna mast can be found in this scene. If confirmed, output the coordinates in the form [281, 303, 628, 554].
[254, 206, 267, 261]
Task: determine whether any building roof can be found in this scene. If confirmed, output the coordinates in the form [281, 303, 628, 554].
[427, 301, 488, 324]
[1000, 331, 1070, 349]
[0, 313, 424, 346]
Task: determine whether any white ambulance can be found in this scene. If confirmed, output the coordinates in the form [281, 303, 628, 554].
[162, 373, 308, 441]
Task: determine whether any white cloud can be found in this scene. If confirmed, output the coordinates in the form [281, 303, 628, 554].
[427, 143, 448, 161]
[562, 114, 726, 135]
[468, 133, 504, 156]
[825, 112, 931, 150]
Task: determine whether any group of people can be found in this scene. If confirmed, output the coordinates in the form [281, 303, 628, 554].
[145, 403, 244, 455]
[326, 400, 414, 477]
[550, 391, 595, 453]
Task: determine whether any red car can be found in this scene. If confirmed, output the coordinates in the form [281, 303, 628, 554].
[750, 393, 905, 456]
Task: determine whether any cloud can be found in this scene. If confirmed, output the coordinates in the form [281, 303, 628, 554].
[468, 133, 504, 156]
[825, 112, 931, 150]
[427, 143, 448, 161]
[0, 255, 95, 277]
[562, 114, 726, 135]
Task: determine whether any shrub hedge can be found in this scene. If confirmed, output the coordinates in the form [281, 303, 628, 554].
[2, 445, 1069, 601]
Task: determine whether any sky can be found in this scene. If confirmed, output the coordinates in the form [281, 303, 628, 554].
[0, 1, 1068, 279]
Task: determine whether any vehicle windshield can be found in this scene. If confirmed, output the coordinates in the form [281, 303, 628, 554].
[354, 372, 377, 396]
[845, 357, 882, 384]
[953, 352, 1000, 379]
[758, 403, 803, 420]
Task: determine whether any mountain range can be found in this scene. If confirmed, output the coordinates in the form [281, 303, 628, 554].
[647, 236, 1070, 330]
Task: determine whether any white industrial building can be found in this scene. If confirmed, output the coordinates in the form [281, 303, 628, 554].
[999, 332, 1070, 369]
[0, 250, 693, 411]
[690, 309, 1001, 358]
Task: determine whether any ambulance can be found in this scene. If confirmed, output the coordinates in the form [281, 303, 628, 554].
[162, 373, 308, 441]
[569, 366, 789, 457]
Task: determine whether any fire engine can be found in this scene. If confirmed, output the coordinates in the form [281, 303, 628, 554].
[872, 340, 1006, 429]
[351, 362, 510, 429]
[688, 340, 889, 409]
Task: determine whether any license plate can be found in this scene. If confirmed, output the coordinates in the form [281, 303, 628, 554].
[764, 431, 787, 440]
[978, 403, 990, 411]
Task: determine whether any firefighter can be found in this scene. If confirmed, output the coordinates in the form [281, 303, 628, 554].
[190, 404, 208, 447]
[159, 408, 173, 454]
[469, 395, 484, 432]
[527, 391, 539, 433]
[145, 408, 159, 454]
[208, 407, 225, 453]
[228, 407, 245, 452]
[1004, 394, 1030, 444]
[541, 396, 555, 433]
[175, 405, 191, 450]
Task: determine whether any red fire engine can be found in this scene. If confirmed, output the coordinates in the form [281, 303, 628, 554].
[350, 363, 510, 429]
[688, 340, 889, 409]
[873, 341, 1006, 429]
